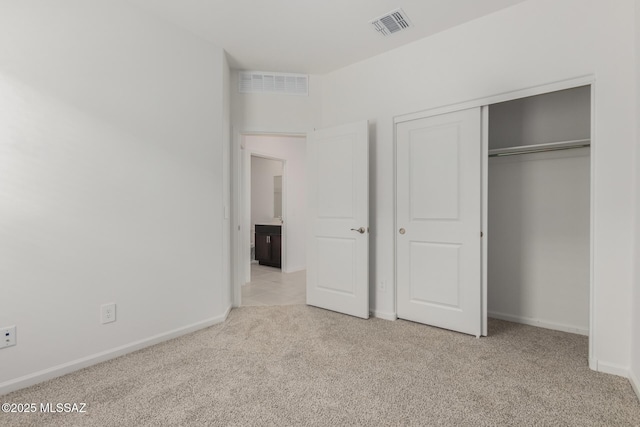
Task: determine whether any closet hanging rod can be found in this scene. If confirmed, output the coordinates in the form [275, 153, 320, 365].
[488, 139, 590, 158]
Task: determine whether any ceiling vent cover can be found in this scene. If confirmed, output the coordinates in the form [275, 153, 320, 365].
[371, 8, 412, 36]
[239, 71, 308, 96]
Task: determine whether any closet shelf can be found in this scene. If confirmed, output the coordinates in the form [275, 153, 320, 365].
[488, 139, 590, 158]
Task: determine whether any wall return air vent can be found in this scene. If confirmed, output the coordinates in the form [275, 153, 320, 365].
[238, 71, 308, 96]
[371, 8, 412, 36]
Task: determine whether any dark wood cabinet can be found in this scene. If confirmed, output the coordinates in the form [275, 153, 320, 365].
[255, 224, 281, 268]
[255, 234, 270, 262]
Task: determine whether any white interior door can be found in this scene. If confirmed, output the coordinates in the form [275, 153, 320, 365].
[307, 120, 369, 319]
[396, 108, 482, 336]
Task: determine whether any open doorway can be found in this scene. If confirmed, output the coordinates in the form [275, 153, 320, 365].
[234, 133, 307, 307]
[250, 155, 284, 269]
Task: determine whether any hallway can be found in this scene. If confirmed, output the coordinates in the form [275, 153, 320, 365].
[241, 264, 306, 306]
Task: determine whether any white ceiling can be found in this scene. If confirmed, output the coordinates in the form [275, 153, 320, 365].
[130, 0, 527, 74]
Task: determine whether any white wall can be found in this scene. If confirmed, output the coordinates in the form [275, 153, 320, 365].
[245, 135, 306, 273]
[251, 156, 283, 227]
[0, 1, 229, 392]
[488, 150, 590, 333]
[320, 0, 636, 373]
[631, 0, 640, 399]
[488, 87, 591, 148]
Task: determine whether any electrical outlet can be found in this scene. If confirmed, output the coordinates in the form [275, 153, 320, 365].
[379, 280, 386, 291]
[1, 326, 16, 348]
[101, 303, 116, 324]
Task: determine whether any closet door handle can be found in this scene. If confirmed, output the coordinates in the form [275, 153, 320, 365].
[399, 228, 406, 235]
[350, 227, 366, 234]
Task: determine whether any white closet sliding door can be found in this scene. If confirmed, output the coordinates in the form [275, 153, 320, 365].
[396, 108, 482, 337]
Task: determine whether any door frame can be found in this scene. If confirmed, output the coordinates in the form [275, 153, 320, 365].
[393, 75, 596, 365]
[231, 129, 305, 308]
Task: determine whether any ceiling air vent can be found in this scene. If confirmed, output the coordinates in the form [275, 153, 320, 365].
[371, 8, 412, 36]
[239, 71, 308, 96]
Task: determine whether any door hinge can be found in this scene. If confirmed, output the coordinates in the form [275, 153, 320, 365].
[481, 231, 483, 238]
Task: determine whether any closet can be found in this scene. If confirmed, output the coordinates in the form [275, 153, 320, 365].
[487, 86, 591, 335]
[395, 84, 591, 338]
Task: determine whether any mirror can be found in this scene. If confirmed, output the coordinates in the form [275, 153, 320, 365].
[274, 175, 282, 218]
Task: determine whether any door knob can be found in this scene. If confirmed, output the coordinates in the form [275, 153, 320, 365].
[399, 228, 406, 235]
[350, 227, 366, 234]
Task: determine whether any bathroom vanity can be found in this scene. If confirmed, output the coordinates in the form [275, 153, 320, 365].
[254, 224, 281, 268]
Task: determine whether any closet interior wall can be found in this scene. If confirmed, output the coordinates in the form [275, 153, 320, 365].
[487, 86, 591, 335]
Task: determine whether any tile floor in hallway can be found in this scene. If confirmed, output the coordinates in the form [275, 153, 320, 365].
[241, 263, 306, 306]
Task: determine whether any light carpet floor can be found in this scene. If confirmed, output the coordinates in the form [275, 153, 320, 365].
[2, 305, 639, 426]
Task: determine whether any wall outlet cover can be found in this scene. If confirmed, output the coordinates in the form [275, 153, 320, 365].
[101, 303, 117, 324]
[1, 326, 17, 348]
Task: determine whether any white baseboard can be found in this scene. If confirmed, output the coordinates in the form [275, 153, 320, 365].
[283, 265, 305, 273]
[371, 310, 397, 321]
[630, 369, 640, 402]
[589, 358, 629, 378]
[0, 306, 232, 396]
[488, 311, 588, 336]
